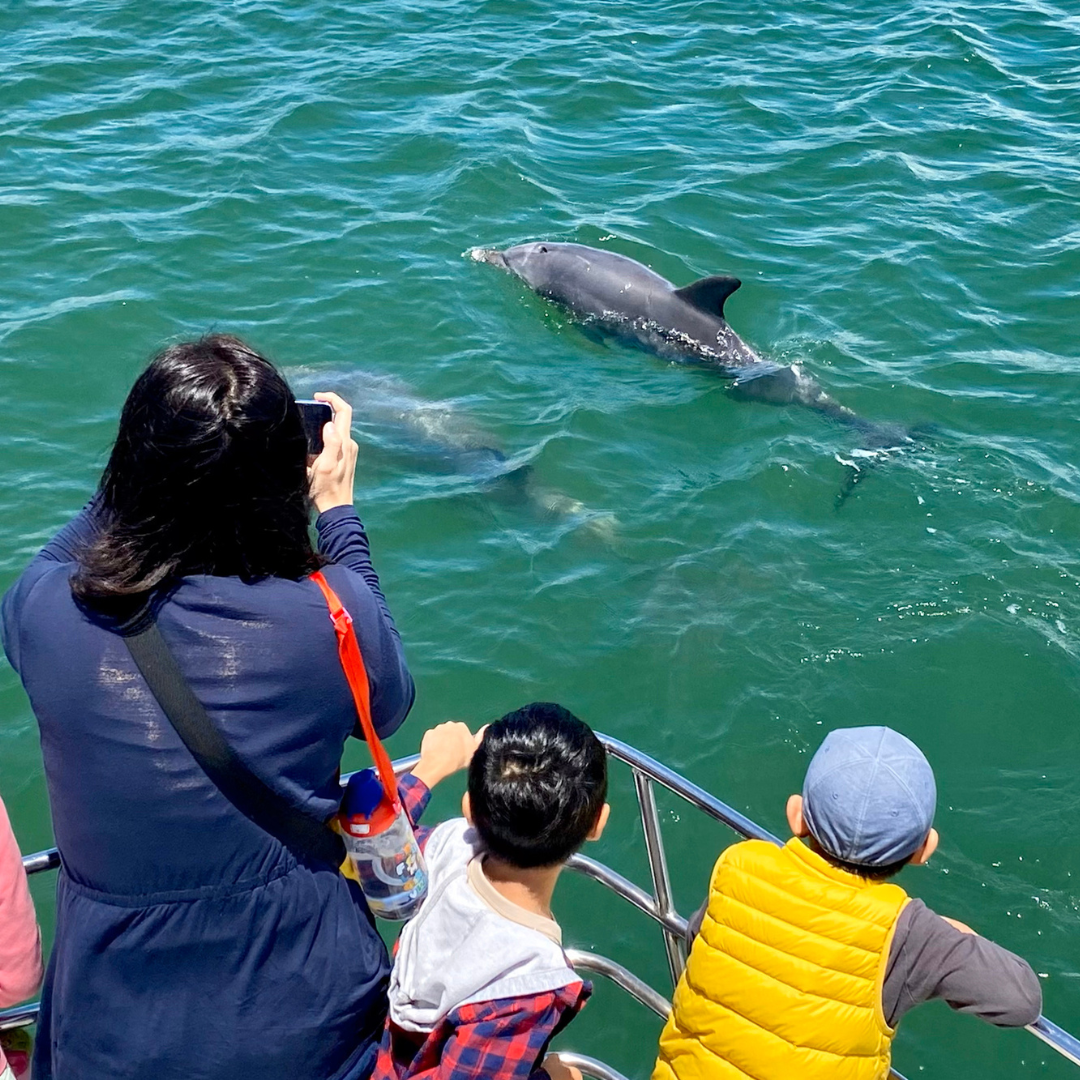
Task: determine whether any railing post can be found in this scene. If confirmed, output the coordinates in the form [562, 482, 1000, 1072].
[633, 769, 686, 988]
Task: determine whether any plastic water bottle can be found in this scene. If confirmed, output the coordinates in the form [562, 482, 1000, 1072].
[338, 768, 428, 920]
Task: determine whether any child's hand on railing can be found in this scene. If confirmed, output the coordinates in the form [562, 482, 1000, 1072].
[410, 722, 485, 790]
[940, 916, 977, 936]
[542, 1054, 583, 1080]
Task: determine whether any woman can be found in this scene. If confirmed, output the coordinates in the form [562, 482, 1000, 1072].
[0, 336, 415, 1079]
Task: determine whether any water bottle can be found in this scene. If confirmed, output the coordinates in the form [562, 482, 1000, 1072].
[338, 768, 428, 920]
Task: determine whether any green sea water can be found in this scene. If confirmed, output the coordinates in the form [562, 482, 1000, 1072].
[2, 0, 1080, 1074]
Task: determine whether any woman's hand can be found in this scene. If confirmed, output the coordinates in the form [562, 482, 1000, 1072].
[307, 392, 358, 514]
[410, 722, 485, 790]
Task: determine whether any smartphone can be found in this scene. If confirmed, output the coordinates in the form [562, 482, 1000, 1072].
[296, 400, 333, 455]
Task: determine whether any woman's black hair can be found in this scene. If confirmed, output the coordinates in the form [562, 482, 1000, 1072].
[468, 702, 608, 869]
[71, 334, 319, 620]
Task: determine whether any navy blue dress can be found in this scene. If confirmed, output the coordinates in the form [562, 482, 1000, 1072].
[1, 503, 415, 1080]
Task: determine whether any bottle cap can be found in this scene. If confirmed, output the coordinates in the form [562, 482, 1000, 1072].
[339, 768, 398, 837]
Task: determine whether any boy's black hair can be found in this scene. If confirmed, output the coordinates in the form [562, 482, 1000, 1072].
[811, 841, 910, 881]
[468, 702, 607, 869]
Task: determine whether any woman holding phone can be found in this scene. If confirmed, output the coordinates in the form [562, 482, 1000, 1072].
[1, 335, 414, 1080]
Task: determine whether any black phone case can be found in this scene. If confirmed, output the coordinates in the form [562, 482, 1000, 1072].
[297, 401, 332, 454]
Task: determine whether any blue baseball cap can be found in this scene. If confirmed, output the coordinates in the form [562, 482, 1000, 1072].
[802, 726, 936, 869]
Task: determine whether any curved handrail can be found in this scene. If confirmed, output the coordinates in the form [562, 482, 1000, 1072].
[1029, 1017, 1080, 1067]
[0, 1003, 36, 1031]
[566, 853, 688, 940]
[598, 734, 781, 845]
[564, 949, 671, 1020]
[21, 848, 60, 875]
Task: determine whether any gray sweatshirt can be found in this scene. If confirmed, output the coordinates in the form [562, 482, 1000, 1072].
[389, 819, 579, 1033]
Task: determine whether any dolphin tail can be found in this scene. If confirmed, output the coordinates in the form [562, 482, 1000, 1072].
[495, 463, 619, 538]
[474, 457, 533, 506]
[843, 414, 917, 450]
[833, 445, 897, 510]
[498, 461, 534, 500]
[730, 364, 916, 447]
[834, 457, 869, 509]
[462, 453, 617, 537]
[530, 484, 620, 541]
[832, 421, 935, 509]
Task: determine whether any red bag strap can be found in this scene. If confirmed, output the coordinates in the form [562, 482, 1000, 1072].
[311, 570, 399, 807]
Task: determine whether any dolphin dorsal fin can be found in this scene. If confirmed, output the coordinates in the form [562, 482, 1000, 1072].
[673, 275, 742, 317]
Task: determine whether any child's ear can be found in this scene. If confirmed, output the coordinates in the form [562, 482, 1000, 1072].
[786, 794, 809, 837]
[461, 792, 473, 824]
[908, 827, 939, 866]
[586, 803, 611, 842]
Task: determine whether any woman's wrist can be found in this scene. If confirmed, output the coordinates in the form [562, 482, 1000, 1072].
[313, 493, 354, 515]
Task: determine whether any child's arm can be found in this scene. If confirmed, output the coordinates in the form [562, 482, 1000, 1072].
[685, 899, 707, 944]
[539, 1056, 582, 1080]
[398, 722, 482, 849]
[429, 984, 588, 1080]
[410, 722, 482, 792]
[0, 800, 42, 1008]
[396, 774, 434, 846]
[884, 899, 1042, 1027]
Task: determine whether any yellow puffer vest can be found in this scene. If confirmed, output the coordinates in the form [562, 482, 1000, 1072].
[652, 838, 908, 1080]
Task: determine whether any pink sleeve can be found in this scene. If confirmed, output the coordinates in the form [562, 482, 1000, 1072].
[0, 797, 42, 1007]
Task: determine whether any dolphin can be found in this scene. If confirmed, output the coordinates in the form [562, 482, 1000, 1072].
[471, 242, 910, 449]
[287, 367, 615, 533]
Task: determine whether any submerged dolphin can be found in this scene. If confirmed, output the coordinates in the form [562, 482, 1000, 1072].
[472, 242, 909, 447]
[287, 367, 615, 533]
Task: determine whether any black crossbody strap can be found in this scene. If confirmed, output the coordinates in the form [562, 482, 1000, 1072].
[125, 622, 345, 868]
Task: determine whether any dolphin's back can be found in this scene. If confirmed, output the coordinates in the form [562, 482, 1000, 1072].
[527, 244, 676, 319]
[501, 242, 760, 368]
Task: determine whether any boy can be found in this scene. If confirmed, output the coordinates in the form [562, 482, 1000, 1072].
[653, 726, 1042, 1080]
[377, 702, 609, 1080]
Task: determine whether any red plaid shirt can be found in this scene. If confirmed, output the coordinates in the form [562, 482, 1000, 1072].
[397, 772, 435, 847]
[376, 775, 591, 1080]
[372, 982, 589, 1080]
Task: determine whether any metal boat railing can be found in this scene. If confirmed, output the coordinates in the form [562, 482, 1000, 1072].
[4, 736, 1080, 1080]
